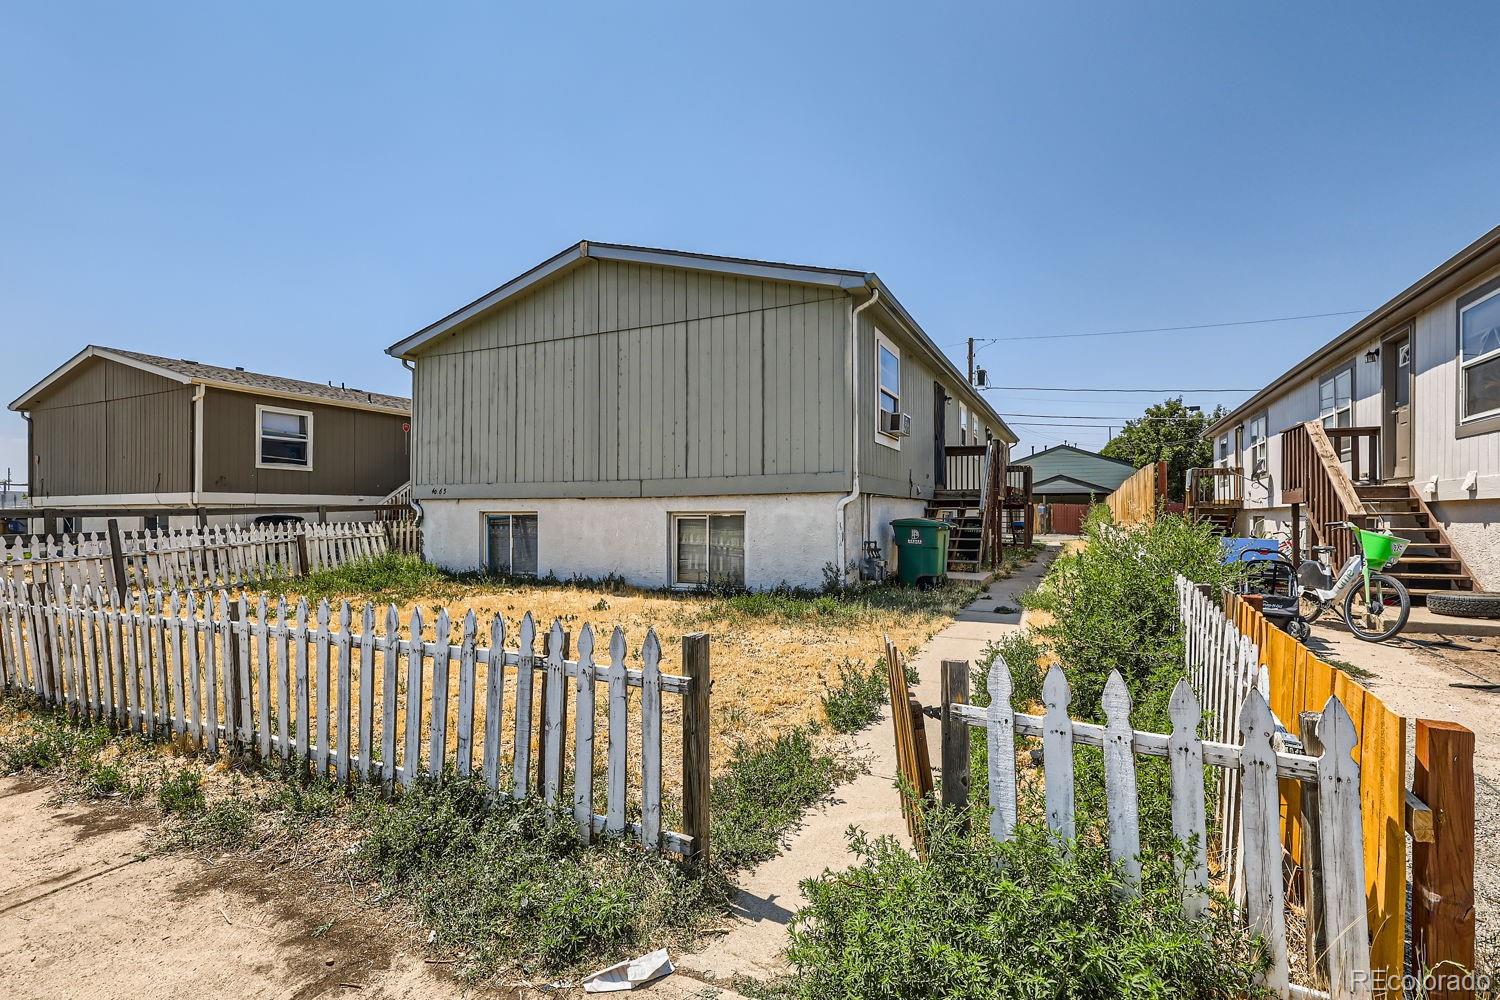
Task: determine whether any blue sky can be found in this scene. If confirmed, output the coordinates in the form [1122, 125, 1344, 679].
[3, 1, 1498, 486]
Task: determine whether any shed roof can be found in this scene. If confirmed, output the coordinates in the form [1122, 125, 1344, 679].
[386, 240, 1015, 444]
[1032, 473, 1120, 496]
[10, 346, 411, 415]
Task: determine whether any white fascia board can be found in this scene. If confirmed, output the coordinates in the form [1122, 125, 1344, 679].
[9, 346, 193, 411]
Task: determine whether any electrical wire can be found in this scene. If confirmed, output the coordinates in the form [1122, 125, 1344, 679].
[980, 384, 1255, 393]
[961, 308, 1369, 347]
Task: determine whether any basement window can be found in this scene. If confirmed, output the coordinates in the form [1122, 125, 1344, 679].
[672, 513, 745, 589]
[1460, 283, 1500, 422]
[485, 514, 538, 576]
[257, 405, 313, 470]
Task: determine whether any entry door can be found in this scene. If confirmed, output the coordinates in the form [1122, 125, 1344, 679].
[933, 382, 947, 488]
[1384, 335, 1413, 479]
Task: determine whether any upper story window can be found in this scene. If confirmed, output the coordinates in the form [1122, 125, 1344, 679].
[1460, 283, 1500, 422]
[959, 403, 969, 444]
[257, 405, 312, 470]
[1247, 414, 1268, 476]
[1318, 366, 1353, 459]
[875, 329, 901, 448]
[1217, 434, 1230, 463]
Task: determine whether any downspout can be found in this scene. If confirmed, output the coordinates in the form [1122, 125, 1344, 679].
[835, 285, 880, 582]
[401, 358, 422, 528]
[190, 384, 205, 507]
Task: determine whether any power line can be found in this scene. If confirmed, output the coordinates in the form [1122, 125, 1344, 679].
[962, 308, 1369, 347]
[999, 412, 1212, 421]
[981, 384, 1254, 393]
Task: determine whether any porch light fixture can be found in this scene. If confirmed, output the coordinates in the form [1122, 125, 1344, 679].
[1364, 347, 1380, 363]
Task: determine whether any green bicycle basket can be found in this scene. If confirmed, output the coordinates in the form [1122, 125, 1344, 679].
[1357, 528, 1407, 571]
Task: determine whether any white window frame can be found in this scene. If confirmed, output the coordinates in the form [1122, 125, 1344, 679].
[1247, 414, 1269, 477]
[483, 511, 539, 577]
[874, 328, 902, 450]
[1217, 433, 1230, 465]
[959, 403, 969, 445]
[670, 512, 746, 590]
[1317, 365, 1354, 458]
[255, 404, 314, 472]
[1460, 284, 1500, 422]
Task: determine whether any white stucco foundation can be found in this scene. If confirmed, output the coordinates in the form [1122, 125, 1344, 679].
[420, 493, 874, 590]
[1431, 498, 1500, 591]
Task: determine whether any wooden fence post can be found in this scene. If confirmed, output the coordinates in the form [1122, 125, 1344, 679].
[940, 659, 971, 814]
[1412, 719, 1475, 999]
[535, 629, 571, 798]
[225, 599, 244, 753]
[682, 632, 711, 868]
[1299, 711, 1329, 987]
[106, 519, 128, 601]
[295, 532, 310, 578]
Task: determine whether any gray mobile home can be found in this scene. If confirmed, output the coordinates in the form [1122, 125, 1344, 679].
[388, 241, 1016, 589]
[10, 347, 412, 530]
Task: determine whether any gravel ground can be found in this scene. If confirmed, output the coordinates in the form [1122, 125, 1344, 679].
[1309, 630, 1500, 943]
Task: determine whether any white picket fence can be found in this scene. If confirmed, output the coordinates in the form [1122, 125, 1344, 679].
[0, 580, 709, 858]
[950, 653, 1371, 999]
[1176, 574, 1268, 895]
[1, 520, 416, 595]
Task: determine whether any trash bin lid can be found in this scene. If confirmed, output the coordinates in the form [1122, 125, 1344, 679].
[890, 517, 948, 529]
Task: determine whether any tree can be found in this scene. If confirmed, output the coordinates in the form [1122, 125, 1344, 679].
[1100, 398, 1224, 501]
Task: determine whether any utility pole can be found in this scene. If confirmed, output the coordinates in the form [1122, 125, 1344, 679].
[966, 338, 975, 383]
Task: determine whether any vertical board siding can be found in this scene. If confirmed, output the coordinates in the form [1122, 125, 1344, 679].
[0, 581, 704, 858]
[412, 259, 849, 489]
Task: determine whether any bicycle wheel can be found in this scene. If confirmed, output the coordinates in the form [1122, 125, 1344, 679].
[1341, 573, 1411, 642]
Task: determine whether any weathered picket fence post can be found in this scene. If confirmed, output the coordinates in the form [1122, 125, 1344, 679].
[682, 632, 711, 867]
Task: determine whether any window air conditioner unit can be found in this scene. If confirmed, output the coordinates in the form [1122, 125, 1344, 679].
[880, 411, 911, 437]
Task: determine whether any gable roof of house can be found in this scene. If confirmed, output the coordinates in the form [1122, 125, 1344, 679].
[385, 240, 1016, 444]
[1032, 473, 1120, 496]
[10, 346, 411, 415]
[1206, 223, 1500, 437]
[1011, 444, 1136, 493]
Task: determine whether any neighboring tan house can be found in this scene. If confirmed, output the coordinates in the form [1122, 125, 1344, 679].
[1200, 224, 1500, 596]
[9, 346, 412, 531]
[1011, 444, 1136, 503]
[386, 240, 1017, 590]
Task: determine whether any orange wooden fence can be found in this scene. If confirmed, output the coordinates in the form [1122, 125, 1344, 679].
[1223, 593, 1406, 995]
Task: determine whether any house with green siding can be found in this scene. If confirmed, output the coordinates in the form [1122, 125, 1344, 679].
[387, 241, 1016, 589]
[1010, 444, 1136, 503]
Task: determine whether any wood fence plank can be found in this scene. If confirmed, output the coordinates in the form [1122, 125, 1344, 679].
[1102, 670, 1141, 887]
[402, 606, 424, 788]
[1240, 689, 1288, 992]
[986, 650, 1018, 842]
[185, 592, 202, 744]
[314, 599, 331, 776]
[256, 595, 272, 760]
[481, 615, 506, 792]
[428, 608, 451, 779]
[573, 624, 596, 841]
[358, 603, 376, 783]
[1041, 664, 1075, 845]
[335, 601, 352, 785]
[605, 625, 627, 833]
[512, 613, 536, 799]
[1318, 697, 1373, 1000]
[640, 629, 662, 849]
[203, 597, 219, 756]
[1168, 679, 1209, 918]
[380, 604, 400, 790]
[543, 619, 566, 806]
[275, 597, 290, 761]
[235, 595, 252, 750]
[294, 599, 311, 764]
[455, 610, 477, 779]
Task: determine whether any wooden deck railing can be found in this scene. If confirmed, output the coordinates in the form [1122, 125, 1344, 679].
[1281, 422, 1372, 566]
[1324, 427, 1381, 485]
[1186, 467, 1243, 508]
[943, 445, 988, 494]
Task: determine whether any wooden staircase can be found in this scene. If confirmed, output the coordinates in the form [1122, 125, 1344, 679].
[1185, 466, 1242, 537]
[926, 493, 985, 572]
[927, 441, 1007, 575]
[1354, 483, 1477, 602]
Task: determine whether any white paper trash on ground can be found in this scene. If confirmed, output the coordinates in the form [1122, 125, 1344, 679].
[581, 949, 674, 993]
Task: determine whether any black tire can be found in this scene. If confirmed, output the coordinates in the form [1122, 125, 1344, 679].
[1426, 591, 1500, 619]
[1287, 618, 1312, 642]
[1341, 573, 1411, 642]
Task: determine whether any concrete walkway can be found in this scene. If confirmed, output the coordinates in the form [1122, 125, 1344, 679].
[679, 541, 1062, 984]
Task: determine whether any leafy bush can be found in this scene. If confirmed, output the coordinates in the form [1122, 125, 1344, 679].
[1026, 513, 1238, 729]
[711, 726, 856, 872]
[697, 579, 983, 628]
[158, 768, 205, 814]
[178, 797, 257, 849]
[786, 810, 1269, 1000]
[275, 552, 454, 603]
[975, 631, 1045, 711]
[821, 659, 888, 733]
[355, 780, 715, 975]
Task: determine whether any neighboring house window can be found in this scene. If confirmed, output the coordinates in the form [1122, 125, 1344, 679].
[959, 404, 969, 444]
[1248, 415, 1268, 477]
[1217, 434, 1230, 464]
[875, 329, 901, 448]
[673, 513, 745, 589]
[257, 405, 313, 470]
[1317, 366, 1353, 458]
[485, 514, 538, 576]
[143, 515, 167, 532]
[1459, 283, 1500, 422]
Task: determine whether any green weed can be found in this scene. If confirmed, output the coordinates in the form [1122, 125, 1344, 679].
[158, 768, 205, 814]
[820, 658, 888, 734]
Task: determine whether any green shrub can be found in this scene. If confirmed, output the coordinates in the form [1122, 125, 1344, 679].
[820, 659, 888, 734]
[355, 780, 714, 975]
[975, 631, 1045, 711]
[179, 797, 256, 849]
[275, 552, 453, 603]
[697, 580, 983, 628]
[711, 726, 856, 873]
[158, 768, 205, 814]
[786, 810, 1269, 1000]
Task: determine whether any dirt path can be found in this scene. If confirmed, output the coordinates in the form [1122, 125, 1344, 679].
[0, 777, 468, 1000]
[679, 542, 1063, 984]
[1306, 629, 1500, 935]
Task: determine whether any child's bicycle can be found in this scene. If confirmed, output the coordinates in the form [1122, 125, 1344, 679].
[1287, 522, 1411, 643]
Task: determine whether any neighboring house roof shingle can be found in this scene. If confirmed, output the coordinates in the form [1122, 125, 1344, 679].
[10, 346, 411, 414]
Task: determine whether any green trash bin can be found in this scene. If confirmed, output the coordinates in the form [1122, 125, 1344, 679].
[891, 517, 950, 588]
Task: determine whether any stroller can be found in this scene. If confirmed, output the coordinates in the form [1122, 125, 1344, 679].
[1220, 537, 1308, 637]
